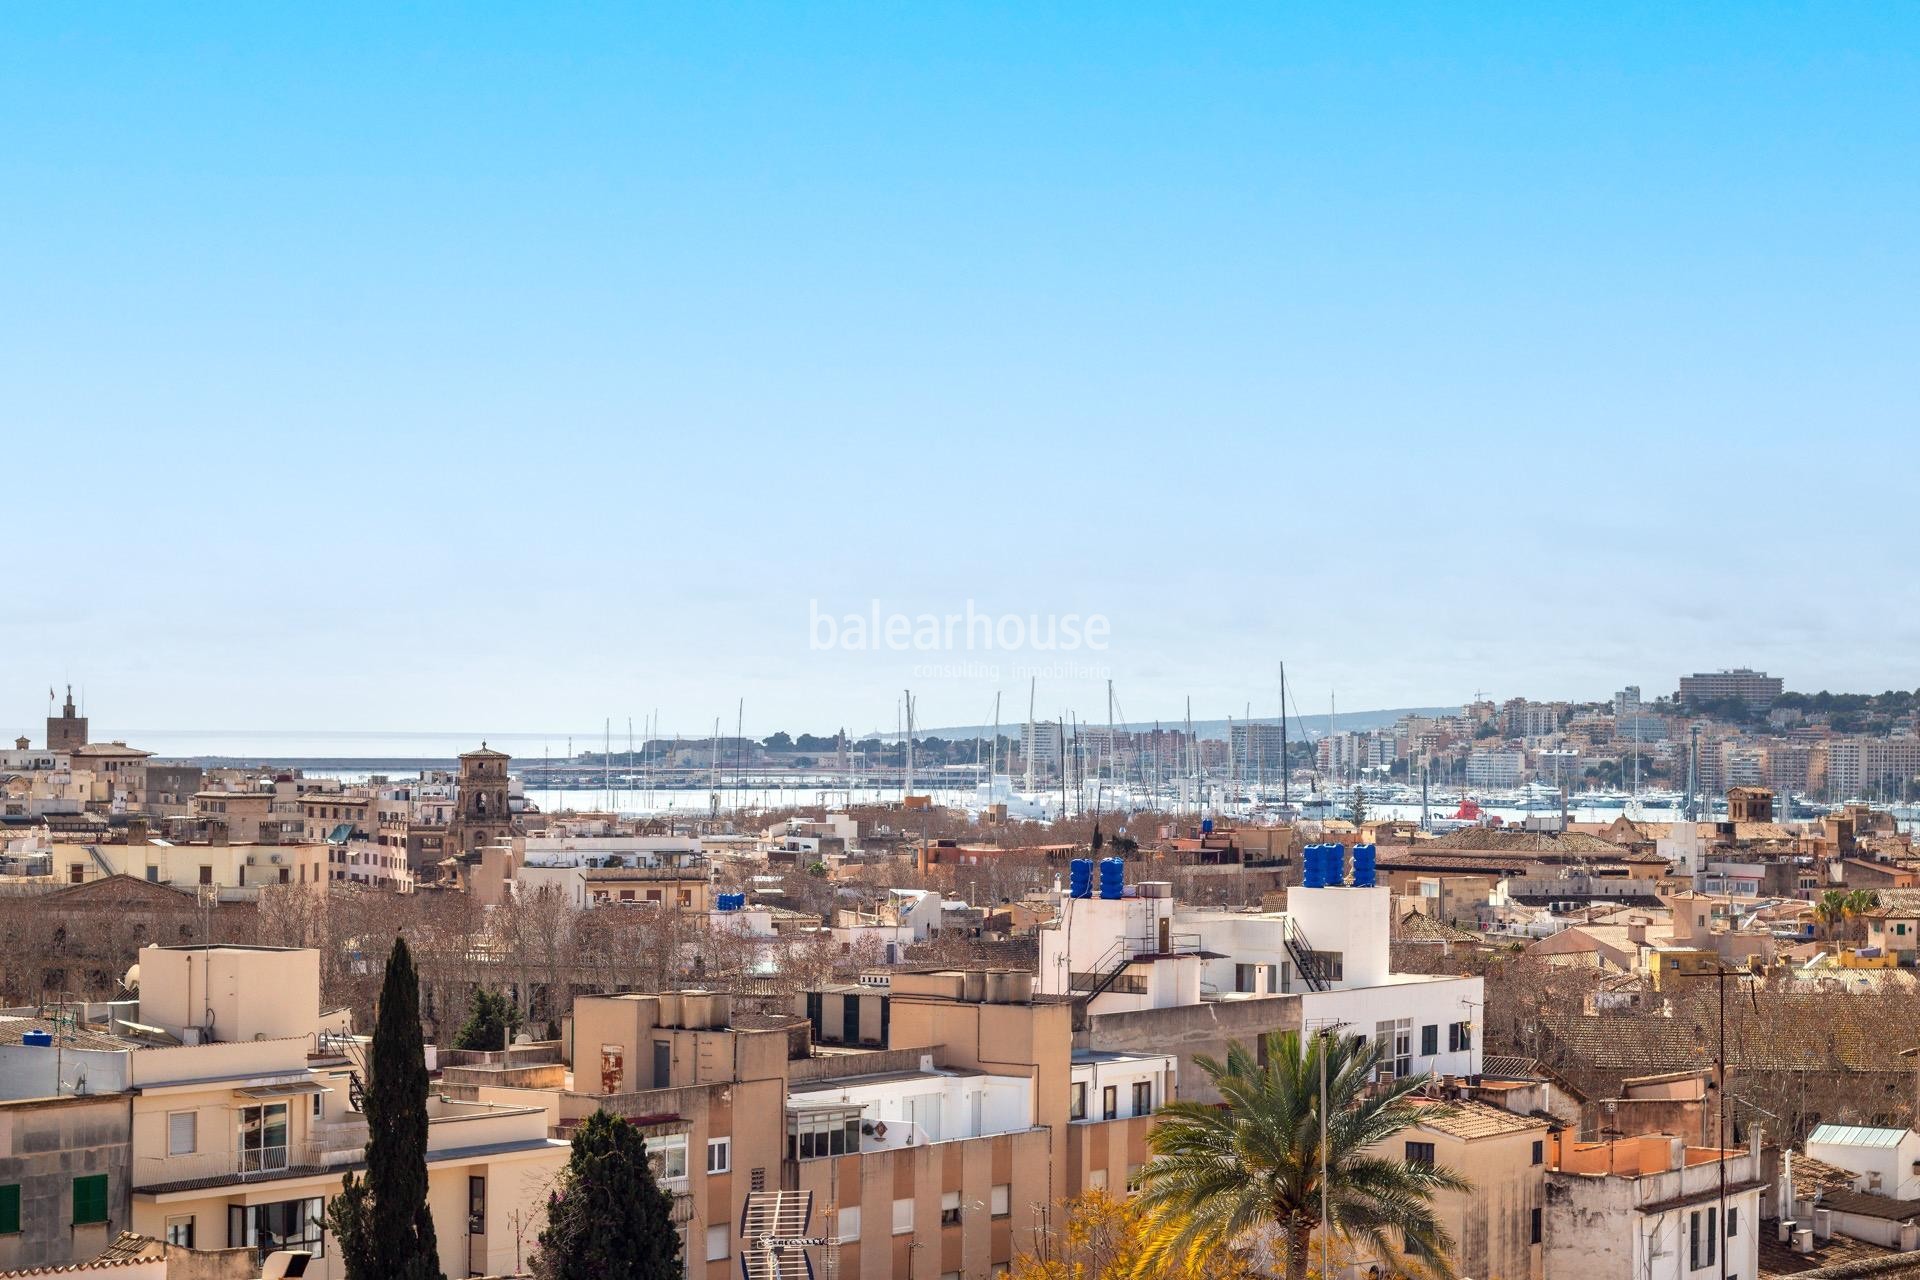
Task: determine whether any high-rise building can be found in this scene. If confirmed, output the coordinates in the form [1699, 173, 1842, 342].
[1020, 720, 1063, 773]
[1229, 721, 1288, 776]
[1675, 669, 1783, 710]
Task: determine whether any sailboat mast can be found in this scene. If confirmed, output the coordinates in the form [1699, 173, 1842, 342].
[1280, 662, 1290, 808]
[1025, 678, 1036, 795]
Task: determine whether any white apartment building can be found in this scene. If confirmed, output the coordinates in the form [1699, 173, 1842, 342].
[1038, 865, 1483, 1096]
[1021, 720, 1064, 773]
[1466, 749, 1525, 789]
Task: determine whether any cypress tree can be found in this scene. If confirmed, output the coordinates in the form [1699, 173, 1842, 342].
[535, 1110, 682, 1280]
[331, 936, 443, 1280]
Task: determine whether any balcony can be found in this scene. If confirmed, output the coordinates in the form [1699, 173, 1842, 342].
[134, 1139, 331, 1191]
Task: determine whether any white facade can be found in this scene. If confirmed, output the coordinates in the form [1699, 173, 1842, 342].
[788, 1067, 1034, 1149]
[1806, 1125, 1920, 1200]
[1070, 1050, 1176, 1122]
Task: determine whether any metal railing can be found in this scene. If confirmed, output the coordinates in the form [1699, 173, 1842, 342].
[133, 1139, 330, 1189]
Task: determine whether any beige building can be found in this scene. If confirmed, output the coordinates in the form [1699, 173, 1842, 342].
[191, 791, 305, 845]
[121, 944, 566, 1280]
[59, 838, 329, 898]
[449, 968, 1160, 1280]
[1367, 1098, 1549, 1280]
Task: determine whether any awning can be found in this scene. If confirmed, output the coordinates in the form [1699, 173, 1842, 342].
[235, 1082, 331, 1099]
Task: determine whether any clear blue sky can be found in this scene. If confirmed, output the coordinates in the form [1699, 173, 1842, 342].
[4, 5, 1916, 746]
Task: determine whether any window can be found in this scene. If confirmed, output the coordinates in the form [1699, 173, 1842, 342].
[991, 1184, 1010, 1218]
[941, 1190, 961, 1226]
[73, 1173, 109, 1225]
[1235, 963, 1257, 993]
[229, 1198, 325, 1260]
[1070, 1082, 1087, 1120]
[468, 1175, 486, 1234]
[1689, 1207, 1717, 1270]
[1132, 1080, 1153, 1117]
[648, 1135, 689, 1185]
[1126, 1164, 1144, 1194]
[789, 1109, 862, 1160]
[238, 1103, 289, 1172]
[146, 866, 160, 882]
[1089, 1169, 1107, 1192]
[1405, 1142, 1435, 1169]
[1530, 1207, 1541, 1245]
[1375, 1018, 1412, 1078]
[167, 1110, 197, 1156]
[312, 1092, 323, 1119]
[707, 1136, 731, 1174]
[706, 1224, 730, 1261]
[199, 865, 213, 885]
[1421, 1024, 1439, 1056]
[1447, 1021, 1472, 1053]
[1531, 1139, 1544, 1165]
[892, 1197, 914, 1235]
[1103, 1085, 1118, 1121]
[165, 1215, 194, 1247]
[1728, 1206, 1738, 1237]
[0, 1184, 18, 1235]
[836, 1206, 860, 1242]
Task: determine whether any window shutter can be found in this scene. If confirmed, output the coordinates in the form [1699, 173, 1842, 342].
[168, 1112, 196, 1156]
[0, 1184, 20, 1235]
[73, 1174, 108, 1225]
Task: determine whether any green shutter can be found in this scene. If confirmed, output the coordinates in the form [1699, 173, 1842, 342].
[0, 1183, 20, 1234]
[73, 1173, 108, 1225]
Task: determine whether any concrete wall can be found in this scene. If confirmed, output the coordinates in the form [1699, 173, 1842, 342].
[0, 1044, 130, 1101]
[1081, 994, 1303, 1105]
[136, 946, 321, 1043]
[0, 1092, 132, 1272]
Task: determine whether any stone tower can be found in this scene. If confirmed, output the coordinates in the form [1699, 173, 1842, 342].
[450, 743, 512, 855]
[47, 686, 88, 753]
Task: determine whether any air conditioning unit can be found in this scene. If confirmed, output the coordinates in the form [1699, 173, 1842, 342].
[270, 854, 283, 864]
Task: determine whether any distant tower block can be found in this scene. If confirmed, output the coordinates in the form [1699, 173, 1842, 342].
[449, 742, 512, 856]
[47, 685, 87, 752]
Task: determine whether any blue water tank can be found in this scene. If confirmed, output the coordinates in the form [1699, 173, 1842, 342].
[22, 1029, 51, 1047]
[1200, 817, 1214, 834]
[1069, 858, 1092, 899]
[1325, 842, 1347, 887]
[1098, 857, 1124, 900]
[1301, 843, 1325, 888]
[1351, 843, 1377, 887]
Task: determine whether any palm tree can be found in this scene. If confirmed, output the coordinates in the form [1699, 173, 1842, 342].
[1132, 1029, 1469, 1280]
[1815, 889, 1850, 939]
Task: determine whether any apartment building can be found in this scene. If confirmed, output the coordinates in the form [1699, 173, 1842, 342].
[1466, 749, 1524, 789]
[441, 968, 1163, 1280]
[55, 838, 329, 898]
[1038, 858, 1483, 1102]
[1543, 1129, 1763, 1280]
[1676, 668, 1783, 710]
[1, 945, 566, 1279]
[189, 792, 305, 845]
[475, 834, 711, 910]
[0, 1079, 133, 1271]
[1370, 1099, 1550, 1280]
[1020, 721, 1063, 774]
